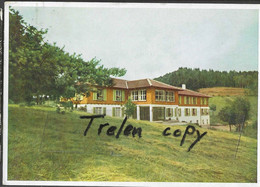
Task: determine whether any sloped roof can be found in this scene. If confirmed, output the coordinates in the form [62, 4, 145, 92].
[112, 78, 182, 90]
[178, 89, 211, 98]
[112, 78, 128, 89]
[127, 79, 150, 89]
[111, 78, 211, 97]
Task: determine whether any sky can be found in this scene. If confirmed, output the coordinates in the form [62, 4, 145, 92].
[12, 5, 259, 80]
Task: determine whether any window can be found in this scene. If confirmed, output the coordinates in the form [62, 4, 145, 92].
[139, 90, 147, 101]
[178, 108, 181, 116]
[93, 107, 102, 114]
[166, 108, 173, 117]
[192, 108, 197, 116]
[131, 90, 147, 101]
[131, 90, 138, 101]
[156, 90, 175, 102]
[185, 108, 190, 116]
[116, 90, 122, 101]
[97, 89, 103, 100]
[193, 97, 197, 105]
[166, 91, 175, 102]
[93, 89, 107, 101]
[185, 96, 190, 104]
[113, 107, 121, 117]
[113, 90, 125, 101]
[201, 109, 209, 115]
[201, 108, 204, 115]
[202, 98, 206, 105]
[155, 90, 165, 101]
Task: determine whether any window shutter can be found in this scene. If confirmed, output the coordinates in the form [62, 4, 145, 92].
[93, 92, 97, 100]
[112, 107, 115, 116]
[103, 89, 107, 101]
[184, 96, 186, 104]
[122, 91, 125, 101]
[113, 90, 116, 101]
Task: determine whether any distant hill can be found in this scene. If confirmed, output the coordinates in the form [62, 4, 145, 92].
[198, 87, 249, 96]
[154, 67, 257, 95]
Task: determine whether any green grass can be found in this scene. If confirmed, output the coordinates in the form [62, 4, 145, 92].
[8, 104, 257, 182]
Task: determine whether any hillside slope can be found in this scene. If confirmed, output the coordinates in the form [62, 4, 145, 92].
[198, 87, 249, 96]
[8, 105, 257, 182]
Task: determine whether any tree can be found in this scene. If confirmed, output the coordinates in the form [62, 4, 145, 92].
[210, 104, 216, 116]
[9, 8, 126, 104]
[123, 98, 136, 118]
[218, 97, 250, 132]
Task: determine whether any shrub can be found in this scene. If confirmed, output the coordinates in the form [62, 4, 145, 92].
[78, 106, 87, 112]
[19, 103, 26, 107]
[27, 101, 36, 106]
[56, 106, 61, 113]
[9, 99, 14, 104]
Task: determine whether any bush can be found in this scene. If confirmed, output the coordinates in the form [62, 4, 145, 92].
[19, 103, 26, 107]
[56, 106, 61, 113]
[27, 101, 36, 106]
[9, 99, 14, 104]
[60, 101, 73, 111]
[56, 105, 66, 114]
[78, 106, 87, 112]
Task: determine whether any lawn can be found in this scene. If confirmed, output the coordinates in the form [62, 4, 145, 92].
[8, 105, 257, 182]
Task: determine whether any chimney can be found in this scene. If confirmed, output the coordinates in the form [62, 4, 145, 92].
[182, 84, 186, 89]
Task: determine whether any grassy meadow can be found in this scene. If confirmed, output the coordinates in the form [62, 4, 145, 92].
[8, 104, 257, 182]
[198, 87, 249, 96]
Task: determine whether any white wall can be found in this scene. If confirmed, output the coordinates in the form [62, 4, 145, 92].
[177, 106, 210, 125]
[75, 104, 210, 125]
[75, 104, 124, 117]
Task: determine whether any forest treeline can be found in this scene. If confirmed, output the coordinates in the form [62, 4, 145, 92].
[154, 67, 258, 95]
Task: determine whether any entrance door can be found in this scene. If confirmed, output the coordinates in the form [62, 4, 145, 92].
[140, 106, 150, 121]
[153, 107, 165, 121]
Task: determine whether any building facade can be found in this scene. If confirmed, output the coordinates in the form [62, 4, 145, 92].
[72, 78, 211, 125]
